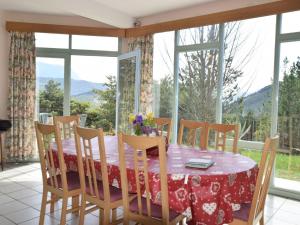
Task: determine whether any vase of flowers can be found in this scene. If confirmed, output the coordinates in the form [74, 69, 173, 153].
[129, 112, 158, 136]
[128, 113, 168, 157]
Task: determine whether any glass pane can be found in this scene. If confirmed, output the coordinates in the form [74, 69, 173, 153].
[222, 16, 275, 147]
[281, 10, 300, 34]
[275, 41, 300, 190]
[178, 49, 218, 123]
[70, 56, 117, 131]
[178, 49, 218, 147]
[72, 35, 118, 51]
[153, 31, 174, 118]
[117, 56, 137, 133]
[36, 57, 65, 121]
[178, 24, 219, 45]
[35, 33, 69, 49]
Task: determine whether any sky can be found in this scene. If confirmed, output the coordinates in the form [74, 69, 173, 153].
[36, 10, 300, 95]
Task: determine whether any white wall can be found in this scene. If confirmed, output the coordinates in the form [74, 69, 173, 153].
[4, 11, 113, 28]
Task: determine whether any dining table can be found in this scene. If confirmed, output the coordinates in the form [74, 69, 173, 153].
[52, 136, 258, 225]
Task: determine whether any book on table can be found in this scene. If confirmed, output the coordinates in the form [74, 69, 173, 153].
[185, 158, 214, 169]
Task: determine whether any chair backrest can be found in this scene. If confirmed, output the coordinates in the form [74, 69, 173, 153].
[53, 115, 80, 139]
[118, 134, 169, 223]
[248, 135, 279, 223]
[178, 119, 209, 150]
[74, 126, 111, 203]
[154, 117, 172, 141]
[35, 121, 68, 190]
[208, 123, 239, 153]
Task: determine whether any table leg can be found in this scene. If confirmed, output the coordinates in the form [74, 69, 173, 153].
[0, 133, 3, 171]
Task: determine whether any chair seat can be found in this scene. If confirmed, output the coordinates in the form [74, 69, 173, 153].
[129, 197, 181, 221]
[47, 171, 81, 191]
[233, 203, 251, 221]
[85, 180, 123, 202]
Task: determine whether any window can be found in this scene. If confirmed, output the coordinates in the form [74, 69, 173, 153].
[178, 25, 219, 45]
[35, 33, 69, 49]
[36, 33, 119, 132]
[222, 16, 276, 143]
[153, 31, 175, 118]
[178, 49, 218, 123]
[274, 11, 300, 191]
[281, 10, 300, 33]
[72, 35, 118, 51]
[36, 57, 65, 120]
[70, 56, 117, 131]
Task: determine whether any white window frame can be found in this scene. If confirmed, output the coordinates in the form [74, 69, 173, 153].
[36, 34, 121, 117]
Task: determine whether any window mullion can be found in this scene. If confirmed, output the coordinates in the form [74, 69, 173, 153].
[215, 23, 225, 124]
[172, 30, 180, 144]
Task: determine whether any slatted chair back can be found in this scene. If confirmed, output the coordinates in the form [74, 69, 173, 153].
[178, 119, 209, 150]
[154, 117, 172, 141]
[118, 134, 169, 224]
[74, 126, 111, 203]
[248, 135, 278, 224]
[54, 115, 80, 140]
[208, 123, 239, 153]
[35, 121, 68, 190]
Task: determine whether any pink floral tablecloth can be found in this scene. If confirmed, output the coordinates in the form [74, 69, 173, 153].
[52, 136, 258, 225]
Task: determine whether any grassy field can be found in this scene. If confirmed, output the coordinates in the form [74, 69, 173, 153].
[240, 149, 300, 182]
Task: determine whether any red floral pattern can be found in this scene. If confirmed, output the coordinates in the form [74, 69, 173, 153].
[52, 136, 258, 225]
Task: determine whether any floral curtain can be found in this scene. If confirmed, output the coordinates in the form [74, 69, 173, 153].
[128, 35, 154, 114]
[6, 32, 36, 161]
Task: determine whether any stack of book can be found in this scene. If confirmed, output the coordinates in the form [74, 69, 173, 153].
[185, 158, 214, 169]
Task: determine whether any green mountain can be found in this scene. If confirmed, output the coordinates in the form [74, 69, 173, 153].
[37, 77, 106, 102]
[242, 85, 272, 115]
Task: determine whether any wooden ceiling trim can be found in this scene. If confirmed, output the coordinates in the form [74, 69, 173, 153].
[126, 0, 300, 37]
[6, 21, 126, 37]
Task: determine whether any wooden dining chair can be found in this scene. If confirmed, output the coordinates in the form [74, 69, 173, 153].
[177, 119, 209, 150]
[35, 122, 82, 225]
[118, 133, 185, 225]
[154, 117, 172, 141]
[74, 126, 124, 225]
[230, 135, 279, 225]
[53, 115, 80, 139]
[208, 123, 239, 153]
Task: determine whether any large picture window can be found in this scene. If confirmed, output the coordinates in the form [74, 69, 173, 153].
[36, 34, 119, 132]
[153, 10, 300, 198]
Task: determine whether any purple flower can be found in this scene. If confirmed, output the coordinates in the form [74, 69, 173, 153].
[136, 115, 143, 124]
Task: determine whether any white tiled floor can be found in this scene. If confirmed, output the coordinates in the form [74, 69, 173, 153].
[0, 163, 300, 225]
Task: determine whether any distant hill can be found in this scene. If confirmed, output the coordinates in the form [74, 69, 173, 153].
[242, 85, 272, 115]
[37, 77, 106, 101]
[72, 91, 98, 103]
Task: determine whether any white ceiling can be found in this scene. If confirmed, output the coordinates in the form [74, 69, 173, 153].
[0, 0, 276, 28]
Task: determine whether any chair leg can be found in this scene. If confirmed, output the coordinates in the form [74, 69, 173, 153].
[72, 195, 79, 215]
[60, 197, 68, 225]
[39, 190, 48, 225]
[259, 215, 264, 225]
[50, 193, 56, 213]
[123, 211, 129, 225]
[112, 208, 117, 222]
[79, 195, 86, 225]
[103, 208, 110, 225]
[0, 134, 3, 171]
[99, 209, 104, 225]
